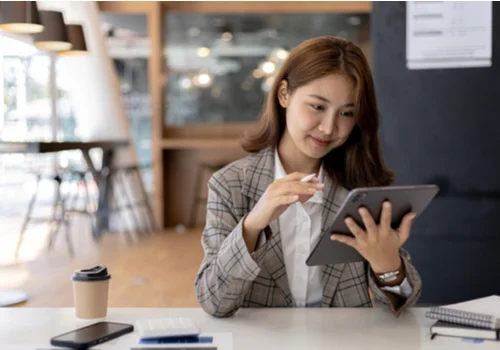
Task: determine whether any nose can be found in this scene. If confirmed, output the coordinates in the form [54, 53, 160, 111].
[318, 114, 337, 137]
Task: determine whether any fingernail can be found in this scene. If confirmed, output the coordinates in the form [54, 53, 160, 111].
[383, 201, 391, 208]
[308, 188, 316, 193]
[410, 213, 416, 220]
[330, 235, 336, 240]
[316, 183, 325, 189]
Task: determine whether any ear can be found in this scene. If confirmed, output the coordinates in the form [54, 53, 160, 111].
[277, 80, 290, 108]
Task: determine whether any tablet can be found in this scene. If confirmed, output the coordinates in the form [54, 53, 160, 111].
[306, 184, 439, 266]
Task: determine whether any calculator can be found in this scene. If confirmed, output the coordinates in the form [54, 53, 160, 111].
[136, 317, 201, 339]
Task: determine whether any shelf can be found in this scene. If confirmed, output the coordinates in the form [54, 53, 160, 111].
[160, 138, 242, 150]
[161, 1, 372, 13]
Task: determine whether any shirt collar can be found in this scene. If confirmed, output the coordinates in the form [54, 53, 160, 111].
[274, 148, 323, 204]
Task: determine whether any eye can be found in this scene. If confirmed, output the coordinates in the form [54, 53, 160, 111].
[340, 111, 354, 117]
[310, 104, 325, 111]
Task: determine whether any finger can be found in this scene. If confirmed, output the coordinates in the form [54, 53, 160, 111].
[380, 201, 392, 232]
[344, 216, 365, 238]
[358, 207, 377, 233]
[330, 234, 357, 248]
[274, 182, 324, 197]
[308, 177, 321, 183]
[397, 212, 416, 244]
[278, 171, 311, 182]
[280, 172, 323, 185]
[275, 194, 300, 207]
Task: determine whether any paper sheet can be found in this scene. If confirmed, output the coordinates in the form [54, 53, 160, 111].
[406, 1, 492, 69]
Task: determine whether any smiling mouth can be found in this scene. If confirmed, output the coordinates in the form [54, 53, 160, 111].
[310, 136, 333, 147]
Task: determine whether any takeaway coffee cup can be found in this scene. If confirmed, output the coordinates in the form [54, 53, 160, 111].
[71, 265, 111, 319]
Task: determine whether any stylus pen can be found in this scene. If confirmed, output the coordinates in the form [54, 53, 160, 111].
[300, 173, 316, 182]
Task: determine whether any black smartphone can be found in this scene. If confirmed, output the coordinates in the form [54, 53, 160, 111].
[50, 321, 134, 349]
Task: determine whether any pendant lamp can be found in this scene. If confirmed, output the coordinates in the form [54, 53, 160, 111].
[33, 10, 71, 52]
[60, 24, 88, 56]
[0, 1, 44, 34]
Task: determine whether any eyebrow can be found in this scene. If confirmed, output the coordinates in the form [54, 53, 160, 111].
[308, 94, 354, 107]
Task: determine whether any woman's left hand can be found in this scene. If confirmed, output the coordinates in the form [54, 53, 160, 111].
[330, 201, 416, 273]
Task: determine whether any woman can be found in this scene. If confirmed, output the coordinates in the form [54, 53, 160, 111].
[195, 36, 422, 318]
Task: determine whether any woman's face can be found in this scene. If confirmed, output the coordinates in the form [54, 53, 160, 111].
[279, 73, 357, 160]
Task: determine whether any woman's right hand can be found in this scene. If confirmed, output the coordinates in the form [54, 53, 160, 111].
[244, 172, 324, 233]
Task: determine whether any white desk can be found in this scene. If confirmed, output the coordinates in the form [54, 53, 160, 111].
[0, 307, 497, 349]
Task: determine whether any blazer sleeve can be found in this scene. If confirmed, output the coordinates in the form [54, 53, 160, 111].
[195, 173, 270, 318]
[367, 248, 422, 316]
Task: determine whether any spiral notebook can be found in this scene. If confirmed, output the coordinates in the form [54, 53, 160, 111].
[426, 295, 500, 329]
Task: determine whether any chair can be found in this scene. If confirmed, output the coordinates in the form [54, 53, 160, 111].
[95, 164, 157, 240]
[61, 169, 97, 238]
[15, 168, 96, 258]
[190, 162, 226, 228]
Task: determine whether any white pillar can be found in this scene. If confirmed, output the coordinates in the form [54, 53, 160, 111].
[37, 1, 136, 166]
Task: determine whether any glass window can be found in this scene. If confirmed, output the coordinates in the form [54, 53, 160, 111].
[100, 12, 153, 192]
[1, 48, 75, 142]
[163, 13, 370, 126]
[0, 32, 80, 226]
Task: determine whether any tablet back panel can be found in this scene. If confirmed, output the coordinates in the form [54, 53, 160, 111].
[306, 185, 439, 266]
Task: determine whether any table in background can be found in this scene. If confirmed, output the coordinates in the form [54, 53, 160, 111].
[0, 140, 129, 238]
[0, 307, 497, 349]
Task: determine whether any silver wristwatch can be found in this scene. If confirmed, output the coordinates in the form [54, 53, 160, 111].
[377, 269, 400, 283]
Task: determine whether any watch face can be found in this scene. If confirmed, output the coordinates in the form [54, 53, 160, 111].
[378, 271, 399, 282]
[381, 276, 399, 282]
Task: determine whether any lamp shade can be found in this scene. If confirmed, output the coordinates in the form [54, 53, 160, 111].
[33, 10, 72, 52]
[0, 1, 44, 34]
[60, 24, 88, 56]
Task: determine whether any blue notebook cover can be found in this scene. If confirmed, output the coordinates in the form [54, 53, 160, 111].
[139, 336, 214, 344]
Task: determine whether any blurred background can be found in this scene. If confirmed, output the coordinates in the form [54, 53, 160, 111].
[0, 1, 498, 309]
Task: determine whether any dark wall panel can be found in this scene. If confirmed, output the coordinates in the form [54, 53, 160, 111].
[372, 1, 500, 303]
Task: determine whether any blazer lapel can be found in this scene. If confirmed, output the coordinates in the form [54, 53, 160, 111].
[241, 147, 294, 306]
[241, 148, 275, 202]
[320, 175, 349, 307]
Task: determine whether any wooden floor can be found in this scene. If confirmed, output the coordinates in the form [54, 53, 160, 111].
[0, 227, 204, 308]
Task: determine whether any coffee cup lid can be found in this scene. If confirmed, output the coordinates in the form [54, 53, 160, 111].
[71, 265, 111, 282]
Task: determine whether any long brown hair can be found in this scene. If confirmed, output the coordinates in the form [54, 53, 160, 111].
[241, 36, 394, 189]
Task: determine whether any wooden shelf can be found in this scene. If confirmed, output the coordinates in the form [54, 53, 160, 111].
[162, 1, 372, 13]
[160, 138, 242, 150]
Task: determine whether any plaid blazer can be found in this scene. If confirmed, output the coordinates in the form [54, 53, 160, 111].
[195, 147, 422, 318]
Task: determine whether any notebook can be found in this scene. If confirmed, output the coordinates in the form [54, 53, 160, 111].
[426, 295, 500, 329]
[430, 321, 500, 341]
